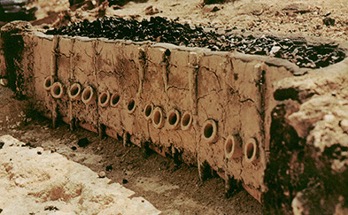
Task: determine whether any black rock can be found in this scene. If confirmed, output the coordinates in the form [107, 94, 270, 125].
[106, 164, 113, 171]
[122, 178, 128, 184]
[77, 137, 90, 147]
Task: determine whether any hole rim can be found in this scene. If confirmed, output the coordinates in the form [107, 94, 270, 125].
[68, 83, 82, 100]
[127, 98, 136, 113]
[110, 93, 121, 107]
[98, 91, 110, 108]
[181, 111, 193, 131]
[81, 86, 95, 105]
[244, 138, 258, 163]
[144, 103, 154, 120]
[50, 82, 64, 99]
[224, 135, 236, 159]
[202, 119, 218, 143]
[152, 106, 164, 129]
[167, 109, 181, 130]
[43, 76, 54, 91]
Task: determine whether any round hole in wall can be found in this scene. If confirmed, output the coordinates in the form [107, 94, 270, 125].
[225, 137, 234, 155]
[81, 86, 94, 105]
[244, 138, 258, 163]
[110, 94, 120, 107]
[70, 85, 80, 96]
[152, 106, 164, 129]
[83, 89, 91, 101]
[127, 99, 136, 113]
[50, 82, 64, 99]
[44, 77, 53, 89]
[204, 124, 213, 139]
[98, 91, 110, 108]
[168, 112, 177, 125]
[144, 104, 153, 119]
[68, 83, 81, 100]
[153, 110, 161, 125]
[181, 111, 192, 130]
[167, 109, 180, 129]
[202, 119, 218, 143]
[43, 76, 54, 91]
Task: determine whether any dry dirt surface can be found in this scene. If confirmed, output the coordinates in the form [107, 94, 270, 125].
[30, 0, 348, 42]
[0, 135, 160, 215]
[0, 85, 261, 214]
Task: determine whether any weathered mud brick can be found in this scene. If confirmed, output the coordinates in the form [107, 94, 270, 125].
[116, 42, 143, 146]
[54, 36, 73, 125]
[229, 58, 266, 201]
[197, 52, 231, 178]
[161, 48, 200, 164]
[94, 39, 124, 139]
[69, 37, 98, 133]
[140, 45, 170, 154]
[24, 33, 57, 118]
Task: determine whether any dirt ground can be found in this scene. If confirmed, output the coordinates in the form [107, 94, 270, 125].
[1, 0, 347, 214]
[31, 0, 348, 42]
[0, 86, 261, 214]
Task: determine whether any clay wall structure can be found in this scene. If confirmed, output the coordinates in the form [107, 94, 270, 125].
[1, 21, 348, 213]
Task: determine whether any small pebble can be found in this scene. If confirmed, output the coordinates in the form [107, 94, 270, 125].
[77, 137, 89, 147]
[339, 119, 348, 133]
[98, 171, 106, 178]
[106, 165, 113, 171]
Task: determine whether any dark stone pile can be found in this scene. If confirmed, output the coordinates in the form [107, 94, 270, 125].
[46, 16, 346, 69]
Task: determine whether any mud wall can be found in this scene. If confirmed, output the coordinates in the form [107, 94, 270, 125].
[2, 23, 347, 207]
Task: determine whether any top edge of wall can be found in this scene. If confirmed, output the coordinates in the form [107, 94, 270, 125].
[18, 29, 348, 76]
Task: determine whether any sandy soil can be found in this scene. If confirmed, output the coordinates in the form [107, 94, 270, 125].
[0, 85, 261, 214]
[31, 0, 348, 42]
[0, 135, 159, 215]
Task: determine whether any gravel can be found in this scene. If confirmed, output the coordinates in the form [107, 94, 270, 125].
[46, 16, 346, 69]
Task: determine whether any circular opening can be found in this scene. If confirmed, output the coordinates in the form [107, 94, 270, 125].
[152, 107, 164, 129]
[167, 109, 180, 129]
[153, 110, 161, 125]
[204, 124, 213, 139]
[68, 83, 81, 99]
[181, 111, 192, 130]
[246, 143, 255, 159]
[51, 82, 64, 99]
[83, 90, 91, 101]
[43, 76, 53, 91]
[202, 119, 218, 143]
[244, 138, 257, 163]
[81, 86, 94, 104]
[70, 84, 80, 96]
[100, 94, 108, 103]
[110, 94, 120, 107]
[144, 104, 153, 119]
[98, 91, 110, 107]
[127, 99, 136, 113]
[225, 138, 234, 155]
[168, 112, 178, 125]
